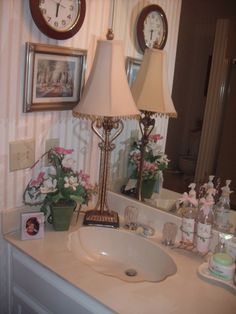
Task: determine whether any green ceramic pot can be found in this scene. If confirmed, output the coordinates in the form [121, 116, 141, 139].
[141, 179, 156, 199]
[50, 200, 76, 231]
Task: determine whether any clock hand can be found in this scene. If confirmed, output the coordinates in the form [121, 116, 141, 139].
[50, 0, 66, 9]
[150, 29, 154, 40]
[55, 0, 66, 17]
[56, 2, 60, 17]
[58, 0, 65, 9]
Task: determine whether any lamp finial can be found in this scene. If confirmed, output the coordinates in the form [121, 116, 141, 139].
[106, 28, 114, 40]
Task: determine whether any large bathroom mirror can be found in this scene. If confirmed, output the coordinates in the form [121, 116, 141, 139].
[164, 0, 236, 210]
[110, 0, 236, 233]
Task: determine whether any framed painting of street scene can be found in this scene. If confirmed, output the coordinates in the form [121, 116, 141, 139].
[126, 57, 142, 86]
[23, 42, 86, 112]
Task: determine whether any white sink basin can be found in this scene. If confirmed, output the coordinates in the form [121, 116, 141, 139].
[68, 226, 177, 282]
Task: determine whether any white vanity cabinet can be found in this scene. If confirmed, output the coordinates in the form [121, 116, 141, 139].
[9, 245, 113, 314]
[4, 195, 236, 314]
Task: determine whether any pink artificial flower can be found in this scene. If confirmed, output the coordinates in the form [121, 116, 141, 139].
[77, 170, 90, 188]
[54, 147, 74, 155]
[64, 176, 79, 191]
[129, 150, 141, 165]
[30, 172, 45, 187]
[149, 134, 163, 142]
[62, 157, 74, 169]
[143, 161, 157, 172]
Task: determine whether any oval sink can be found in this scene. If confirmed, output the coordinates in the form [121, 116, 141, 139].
[68, 226, 177, 282]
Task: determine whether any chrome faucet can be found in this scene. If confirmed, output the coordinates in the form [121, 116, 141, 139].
[123, 206, 155, 236]
[124, 222, 155, 237]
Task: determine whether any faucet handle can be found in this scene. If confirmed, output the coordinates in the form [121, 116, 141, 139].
[133, 224, 155, 237]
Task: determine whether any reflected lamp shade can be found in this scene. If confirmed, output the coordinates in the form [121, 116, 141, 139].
[131, 48, 177, 117]
[73, 39, 140, 120]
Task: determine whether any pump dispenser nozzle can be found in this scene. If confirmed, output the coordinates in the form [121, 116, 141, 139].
[221, 180, 233, 196]
[207, 175, 215, 189]
[188, 183, 196, 198]
[214, 180, 232, 232]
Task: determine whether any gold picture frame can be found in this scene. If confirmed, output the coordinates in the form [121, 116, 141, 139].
[23, 42, 87, 112]
[126, 57, 142, 86]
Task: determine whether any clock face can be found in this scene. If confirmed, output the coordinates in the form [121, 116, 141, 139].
[136, 4, 168, 52]
[29, 0, 86, 40]
[143, 11, 164, 49]
[39, 0, 80, 32]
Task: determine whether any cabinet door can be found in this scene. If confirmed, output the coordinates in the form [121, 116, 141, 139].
[12, 292, 49, 314]
[11, 247, 113, 314]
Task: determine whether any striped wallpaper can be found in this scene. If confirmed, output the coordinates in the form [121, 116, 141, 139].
[0, 0, 181, 211]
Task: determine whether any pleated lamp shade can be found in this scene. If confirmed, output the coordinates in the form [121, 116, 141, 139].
[131, 48, 177, 117]
[73, 39, 140, 120]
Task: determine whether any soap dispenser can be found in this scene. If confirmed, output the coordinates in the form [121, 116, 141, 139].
[214, 180, 233, 232]
[180, 183, 198, 245]
[214, 232, 229, 254]
[196, 188, 215, 253]
[206, 175, 215, 189]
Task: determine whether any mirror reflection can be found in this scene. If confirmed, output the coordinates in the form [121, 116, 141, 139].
[112, 0, 236, 234]
[165, 0, 236, 207]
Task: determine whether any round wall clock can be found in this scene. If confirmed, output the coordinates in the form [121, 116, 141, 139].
[136, 4, 168, 52]
[29, 0, 86, 40]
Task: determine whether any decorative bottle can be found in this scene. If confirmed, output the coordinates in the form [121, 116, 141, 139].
[180, 183, 198, 245]
[196, 188, 215, 253]
[206, 175, 215, 189]
[155, 170, 163, 194]
[214, 180, 232, 232]
[214, 233, 227, 254]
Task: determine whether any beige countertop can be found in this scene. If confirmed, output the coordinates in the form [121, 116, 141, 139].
[5, 217, 236, 314]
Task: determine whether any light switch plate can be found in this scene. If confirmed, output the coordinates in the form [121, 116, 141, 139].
[9, 139, 35, 171]
[45, 138, 60, 152]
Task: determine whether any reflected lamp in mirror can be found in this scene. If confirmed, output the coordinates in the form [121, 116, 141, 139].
[73, 33, 140, 228]
[131, 46, 177, 201]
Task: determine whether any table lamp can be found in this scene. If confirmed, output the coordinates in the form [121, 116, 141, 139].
[73, 29, 139, 227]
[131, 45, 177, 201]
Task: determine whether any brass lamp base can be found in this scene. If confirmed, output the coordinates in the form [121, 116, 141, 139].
[83, 210, 119, 228]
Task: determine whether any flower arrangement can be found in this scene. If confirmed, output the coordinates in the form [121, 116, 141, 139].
[129, 134, 169, 181]
[23, 147, 97, 215]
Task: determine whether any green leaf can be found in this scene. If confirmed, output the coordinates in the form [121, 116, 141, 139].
[51, 192, 63, 203]
[70, 195, 85, 204]
[40, 204, 48, 216]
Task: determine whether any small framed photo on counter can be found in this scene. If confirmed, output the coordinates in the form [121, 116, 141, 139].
[21, 212, 44, 240]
